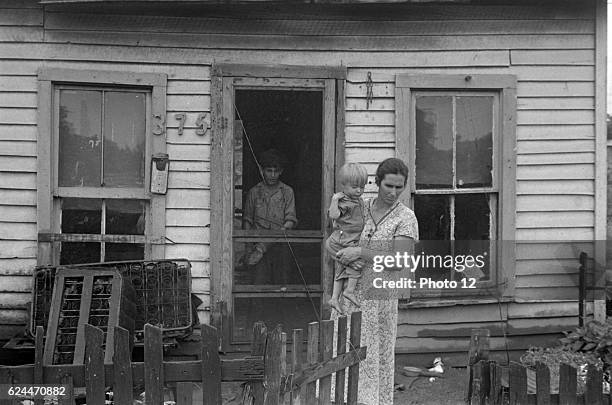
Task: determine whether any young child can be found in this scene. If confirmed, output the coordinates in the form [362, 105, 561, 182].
[242, 149, 297, 283]
[326, 163, 368, 313]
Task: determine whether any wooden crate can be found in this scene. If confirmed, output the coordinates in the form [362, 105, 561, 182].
[43, 268, 137, 365]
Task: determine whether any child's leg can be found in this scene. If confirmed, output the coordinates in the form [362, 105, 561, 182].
[328, 262, 345, 314]
[342, 276, 360, 308]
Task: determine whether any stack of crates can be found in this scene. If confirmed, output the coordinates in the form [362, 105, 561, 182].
[43, 268, 137, 365]
[31, 259, 193, 343]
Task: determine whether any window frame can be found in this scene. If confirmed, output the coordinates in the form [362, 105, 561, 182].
[37, 68, 168, 265]
[395, 74, 516, 299]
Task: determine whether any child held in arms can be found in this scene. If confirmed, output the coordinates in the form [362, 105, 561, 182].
[242, 149, 297, 283]
[326, 163, 368, 313]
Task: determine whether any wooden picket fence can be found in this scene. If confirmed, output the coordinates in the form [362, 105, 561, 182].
[469, 359, 610, 405]
[0, 312, 365, 405]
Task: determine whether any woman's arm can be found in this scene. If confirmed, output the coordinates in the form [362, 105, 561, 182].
[336, 235, 415, 265]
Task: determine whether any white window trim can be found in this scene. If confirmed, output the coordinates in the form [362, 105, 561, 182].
[395, 74, 517, 299]
[37, 68, 167, 265]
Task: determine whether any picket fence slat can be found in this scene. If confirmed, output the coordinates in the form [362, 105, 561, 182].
[144, 324, 164, 405]
[34, 326, 44, 405]
[559, 363, 578, 405]
[305, 322, 319, 405]
[59, 375, 74, 405]
[586, 365, 604, 405]
[84, 324, 105, 405]
[113, 326, 133, 405]
[347, 311, 362, 405]
[319, 319, 334, 404]
[291, 328, 304, 405]
[509, 362, 528, 405]
[176, 382, 193, 405]
[201, 323, 221, 405]
[536, 362, 551, 405]
[334, 315, 348, 405]
[0, 314, 365, 405]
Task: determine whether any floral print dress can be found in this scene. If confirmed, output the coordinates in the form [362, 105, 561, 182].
[332, 197, 419, 405]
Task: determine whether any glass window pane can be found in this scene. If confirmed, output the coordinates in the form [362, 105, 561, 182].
[58, 90, 102, 187]
[60, 242, 100, 264]
[415, 96, 453, 189]
[61, 198, 102, 234]
[233, 242, 320, 285]
[105, 243, 144, 261]
[456, 97, 493, 188]
[454, 194, 492, 281]
[414, 195, 450, 240]
[106, 200, 145, 235]
[103, 91, 146, 187]
[233, 297, 320, 343]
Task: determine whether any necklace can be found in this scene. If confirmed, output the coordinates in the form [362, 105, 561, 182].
[366, 198, 398, 240]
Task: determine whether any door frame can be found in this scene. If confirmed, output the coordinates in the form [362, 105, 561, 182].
[210, 64, 346, 351]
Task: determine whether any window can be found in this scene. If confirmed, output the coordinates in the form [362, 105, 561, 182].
[396, 74, 516, 298]
[37, 69, 167, 265]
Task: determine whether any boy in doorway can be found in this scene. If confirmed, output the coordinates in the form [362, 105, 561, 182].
[326, 163, 368, 313]
[243, 149, 297, 284]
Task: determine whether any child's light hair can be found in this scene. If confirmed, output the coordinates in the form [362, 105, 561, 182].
[338, 163, 368, 187]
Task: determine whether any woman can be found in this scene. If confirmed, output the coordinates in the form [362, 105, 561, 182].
[334, 157, 418, 405]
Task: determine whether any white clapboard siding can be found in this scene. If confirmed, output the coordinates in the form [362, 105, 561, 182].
[517, 180, 594, 195]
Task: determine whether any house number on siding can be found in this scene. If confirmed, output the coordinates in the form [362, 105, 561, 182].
[152, 114, 166, 136]
[170, 112, 211, 136]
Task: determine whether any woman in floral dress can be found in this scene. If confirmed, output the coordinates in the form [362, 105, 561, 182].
[334, 158, 419, 405]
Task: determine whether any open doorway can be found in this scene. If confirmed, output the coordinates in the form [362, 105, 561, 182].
[231, 89, 324, 343]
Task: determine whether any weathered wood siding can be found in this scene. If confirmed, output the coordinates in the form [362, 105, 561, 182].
[0, 0, 599, 353]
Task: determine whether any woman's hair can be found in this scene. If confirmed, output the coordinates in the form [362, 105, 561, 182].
[375, 158, 408, 186]
[258, 149, 286, 169]
[338, 162, 368, 187]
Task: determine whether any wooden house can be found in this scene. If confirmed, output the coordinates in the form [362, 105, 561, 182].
[0, 0, 607, 365]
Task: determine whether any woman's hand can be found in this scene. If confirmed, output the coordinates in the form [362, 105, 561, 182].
[336, 246, 362, 265]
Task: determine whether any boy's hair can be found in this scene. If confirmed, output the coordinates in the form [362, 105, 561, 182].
[258, 149, 286, 169]
[338, 163, 368, 187]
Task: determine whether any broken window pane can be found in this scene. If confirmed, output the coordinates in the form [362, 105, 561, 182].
[415, 96, 453, 189]
[414, 195, 452, 281]
[232, 297, 320, 343]
[60, 242, 100, 265]
[58, 90, 102, 187]
[103, 92, 146, 187]
[456, 97, 493, 188]
[106, 200, 145, 235]
[454, 194, 491, 281]
[233, 241, 321, 285]
[61, 198, 102, 234]
[106, 243, 145, 261]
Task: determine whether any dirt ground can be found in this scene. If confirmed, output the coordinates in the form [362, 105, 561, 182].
[219, 366, 469, 405]
[393, 366, 469, 405]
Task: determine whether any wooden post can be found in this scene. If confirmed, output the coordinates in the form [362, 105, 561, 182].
[535, 362, 551, 405]
[319, 320, 334, 404]
[579, 252, 587, 327]
[34, 326, 44, 405]
[466, 329, 490, 403]
[508, 362, 527, 405]
[263, 325, 283, 405]
[585, 364, 603, 405]
[304, 322, 319, 405]
[347, 312, 362, 405]
[558, 363, 577, 405]
[84, 324, 105, 405]
[471, 360, 483, 405]
[113, 326, 133, 405]
[479, 360, 490, 405]
[144, 324, 164, 405]
[291, 328, 305, 405]
[334, 316, 348, 405]
[201, 324, 222, 405]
